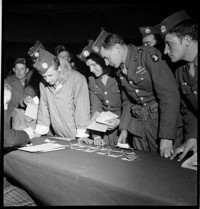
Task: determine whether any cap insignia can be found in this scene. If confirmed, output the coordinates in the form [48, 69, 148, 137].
[42, 62, 48, 69]
[34, 52, 39, 57]
[161, 25, 167, 34]
[93, 46, 99, 53]
[151, 55, 159, 62]
[83, 50, 90, 57]
[145, 28, 151, 34]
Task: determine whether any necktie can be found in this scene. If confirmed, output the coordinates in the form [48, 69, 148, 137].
[188, 63, 195, 78]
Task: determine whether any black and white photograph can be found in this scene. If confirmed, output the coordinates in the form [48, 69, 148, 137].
[1, 0, 198, 206]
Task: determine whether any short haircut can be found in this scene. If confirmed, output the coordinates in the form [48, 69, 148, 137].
[102, 33, 125, 49]
[169, 19, 198, 41]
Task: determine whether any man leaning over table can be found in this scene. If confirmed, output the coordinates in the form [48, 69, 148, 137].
[158, 10, 198, 161]
[91, 29, 182, 158]
[28, 46, 90, 139]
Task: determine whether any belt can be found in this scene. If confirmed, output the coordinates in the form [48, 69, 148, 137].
[131, 102, 158, 120]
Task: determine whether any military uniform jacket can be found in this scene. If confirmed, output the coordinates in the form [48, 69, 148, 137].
[119, 44, 181, 140]
[175, 54, 198, 140]
[36, 69, 90, 138]
[88, 74, 122, 117]
[5, 74, 37, 122]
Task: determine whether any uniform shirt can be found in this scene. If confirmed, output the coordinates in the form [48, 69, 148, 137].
[175, 54, 197, 140]
[88, 74, 122, 117]
[119, 44, 181, 140]
[35, 68, 90, 138]
[5, 74, 37, 122]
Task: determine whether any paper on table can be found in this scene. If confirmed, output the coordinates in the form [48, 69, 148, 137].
[18, 143, 67, 153]
[96, 111, 118, 124]
[116, 142, 130, 149]
[50, 136, 74, 141]
[181, 153, 197, 171]
[86, 111, 118, 132]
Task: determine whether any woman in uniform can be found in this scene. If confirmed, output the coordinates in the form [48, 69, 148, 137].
[78, 40, 123, 146]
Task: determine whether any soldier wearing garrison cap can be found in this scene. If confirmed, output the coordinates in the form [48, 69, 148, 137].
[78, 40, 122, 146]
[92, 30, 111, 54]
[139, 26, 156, 38]
[4, 57, 38, 127]
[159, 10, 191, 38]
[158, 10, 198, 161]
[28, 40, 45, 64]
[32, 48, 90, 139]
[92, 29, 182, 158]
[139, 26, 157, 47]
[139, 25, 164, 51]
[77, 40, 95, 62]
[14, 57, 26, 66]
[33, 48, 55, 75]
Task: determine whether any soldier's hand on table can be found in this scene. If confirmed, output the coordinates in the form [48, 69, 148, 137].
[170, 138, 197, 161]
[93, 136, 105, 146]
[78, 137, 93, 145]
[159, 139, 173, 158]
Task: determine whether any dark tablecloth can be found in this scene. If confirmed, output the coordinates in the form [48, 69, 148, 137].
[4, 137, 198, 206]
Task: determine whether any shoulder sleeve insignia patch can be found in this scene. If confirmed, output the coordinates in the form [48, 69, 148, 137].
[151, 54, 159, 62]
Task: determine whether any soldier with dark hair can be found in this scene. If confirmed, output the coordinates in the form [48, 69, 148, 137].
[91, 29, 182, 158]
[78, 40, 122, 146]
[158, 10, 198, 161]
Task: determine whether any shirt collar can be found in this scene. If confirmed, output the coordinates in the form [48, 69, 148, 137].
[124, 45, 131, 69]
[193, 53, 198, 68]
[124, 44, 138, 69]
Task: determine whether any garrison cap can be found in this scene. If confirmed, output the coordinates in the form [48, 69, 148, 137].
[159, 10, 191, 38]
[28, 40, 45, 62]
[92, 29, 111, 53]
[33, 48, 55, 74]
[14, 57, 26, 66]
[77, 40, 94, 62]
[139, 26, 157, 38]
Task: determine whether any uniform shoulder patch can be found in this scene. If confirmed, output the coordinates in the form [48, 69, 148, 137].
[151, 54, 159, 62]
[138, 46, 159, 62]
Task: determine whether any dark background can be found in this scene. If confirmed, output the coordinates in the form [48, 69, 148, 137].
[2, 1, 198, 78]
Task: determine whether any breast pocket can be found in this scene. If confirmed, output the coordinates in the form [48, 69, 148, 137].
[93, 86, 104, 100]
[132, 70, 152, 90]
[110, 83, 121, 94]
[181, 84, 192, 96]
